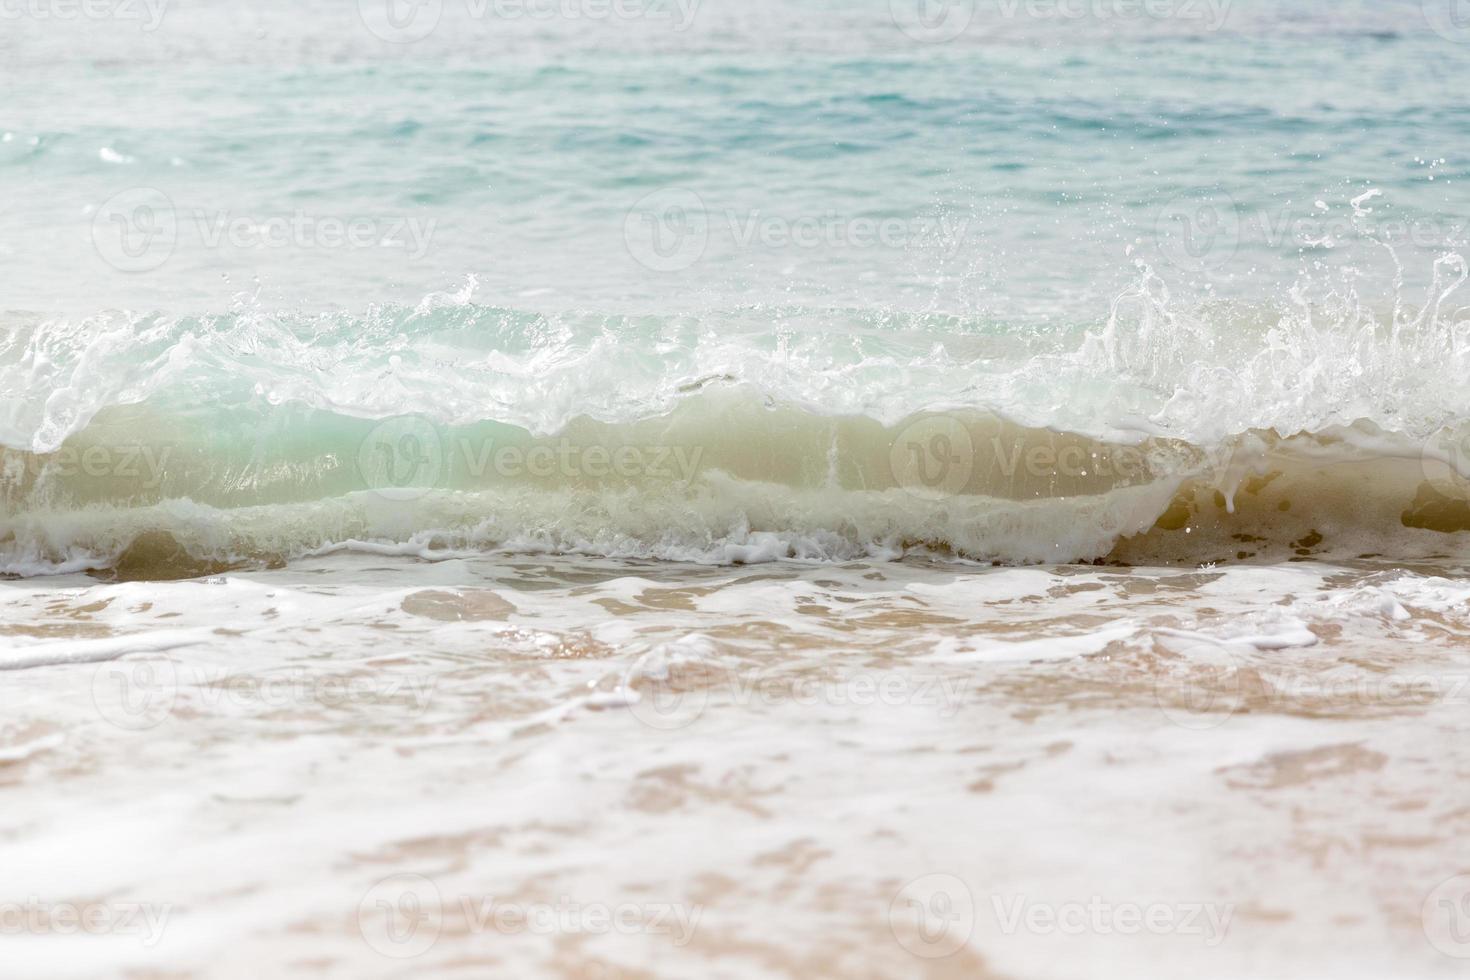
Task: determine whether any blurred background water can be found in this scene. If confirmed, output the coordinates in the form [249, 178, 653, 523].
[1, 0, 1466, 318]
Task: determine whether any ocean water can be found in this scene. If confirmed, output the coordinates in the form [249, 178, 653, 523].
[5, 1, 1470, 977]
[5, 0, 1470, 573]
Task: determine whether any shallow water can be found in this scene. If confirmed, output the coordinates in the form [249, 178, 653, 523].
[5, 552, 1470, 977]
[6, 1, 1470, 976]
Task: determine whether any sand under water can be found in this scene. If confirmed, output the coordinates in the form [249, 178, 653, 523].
[5, 550, 1470, 977]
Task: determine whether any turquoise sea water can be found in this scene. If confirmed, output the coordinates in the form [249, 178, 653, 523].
[2, 0, 1463, 312]
[3, 0, 1470, 572]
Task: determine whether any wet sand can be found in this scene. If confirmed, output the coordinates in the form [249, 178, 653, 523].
[2, 553, 1469, 978]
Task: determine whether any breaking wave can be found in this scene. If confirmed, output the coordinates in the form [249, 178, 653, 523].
[4, 253, 1470, 577]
